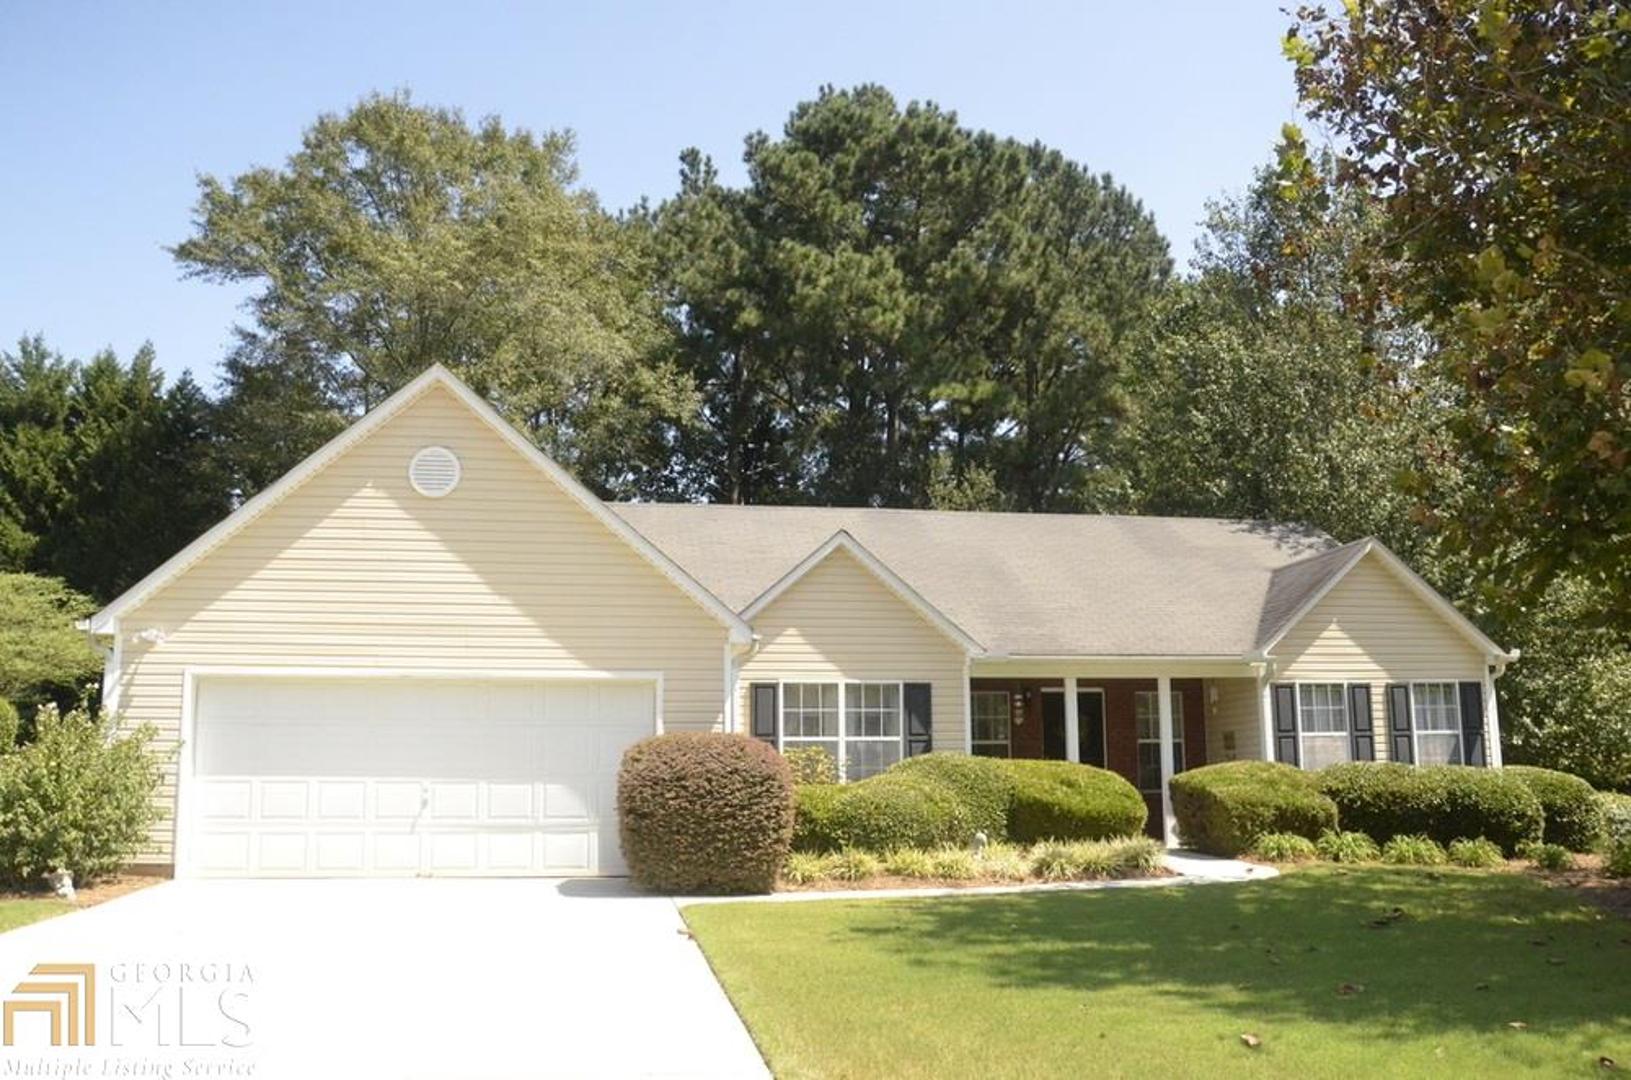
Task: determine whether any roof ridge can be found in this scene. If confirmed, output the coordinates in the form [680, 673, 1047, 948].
[613, 501, 1328, 530]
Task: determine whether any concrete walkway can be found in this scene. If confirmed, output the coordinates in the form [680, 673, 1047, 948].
[679, 849, 1276, 907]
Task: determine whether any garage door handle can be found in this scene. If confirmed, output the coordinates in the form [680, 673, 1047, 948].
[419, 782, 430, 811]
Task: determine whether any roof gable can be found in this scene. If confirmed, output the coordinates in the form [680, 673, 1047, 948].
[1256, 539, 1512, 661]
[88, 365, 751, 642]
[742, 531, 983, 654]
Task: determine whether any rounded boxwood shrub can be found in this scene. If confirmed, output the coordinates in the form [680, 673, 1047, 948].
[1169, 761, 1338, 856]
[888, 753, 1015, 839]
[822, 772, 974, 852]
[1502, 765, 1602, 851]
[1318, 763, 1543, 855]
[617, 733, 793, 893]
[1002, 760, 1145, 843]
[791, 783, 845, 852]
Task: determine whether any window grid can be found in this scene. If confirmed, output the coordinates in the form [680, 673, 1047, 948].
[1134, 690, 1185, 794]
[971, 691, 1011, 758]
[779, 680, 906, 782]
[1296, 683, 1351, 769]
[1412, 682, 1463, 766]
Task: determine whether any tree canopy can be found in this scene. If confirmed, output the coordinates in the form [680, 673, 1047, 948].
[0, 573, 101, 713]
[173, 92, 692, 498]
[0, 337, 228, 601]
[1285, 0, 1631, 623]
[648, 85, 1171, 509]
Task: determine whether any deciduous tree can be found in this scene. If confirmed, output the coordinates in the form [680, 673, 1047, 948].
[174, 93, 692, 498]
[1285, 0, 1631, 622]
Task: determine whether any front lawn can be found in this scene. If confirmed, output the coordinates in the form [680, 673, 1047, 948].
[0, 898, 72, 934]
[684, 867, 1631, 1078]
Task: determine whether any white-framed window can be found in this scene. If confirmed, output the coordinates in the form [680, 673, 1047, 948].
[1411, 681, 1463, 765]
[780, 680, 904, 781]
[1134, 690, 1184, 794]
[780, 682, 839, 768]
[971, 690, 1012, 758]
[1296, 683, 1352, 769]
[844, 681, 903, 780]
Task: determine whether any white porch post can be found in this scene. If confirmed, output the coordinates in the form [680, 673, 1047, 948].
[1484, 664, 1505, 768]
[1064, 676, 1080, 763]
[1157, 674, 1178, 847]
[1257, 667, 1275, 762]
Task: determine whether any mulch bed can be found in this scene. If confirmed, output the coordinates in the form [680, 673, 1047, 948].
[0, 873, 164, 909]
[1530, 854, 1631, 920]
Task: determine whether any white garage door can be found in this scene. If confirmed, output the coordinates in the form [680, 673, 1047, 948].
[186, 677, 653, 877]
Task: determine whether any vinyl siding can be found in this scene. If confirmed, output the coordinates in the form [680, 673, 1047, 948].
[1270, 552, 1490, 764]
[1204, 677, 1262, 763]
[738, 548, 968, 756]
[117, 383, 731, 861]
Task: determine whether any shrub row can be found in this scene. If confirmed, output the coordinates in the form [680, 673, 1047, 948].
[1499, 766, 1601, 851]
[1318, 763, 1542, 854]
[781, 837, 1163, 886]
[792, 754, 1146, 854]
[1174, 760, 1611, 858]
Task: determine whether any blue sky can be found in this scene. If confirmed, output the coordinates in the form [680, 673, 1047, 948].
[1, 1, 1300, 386]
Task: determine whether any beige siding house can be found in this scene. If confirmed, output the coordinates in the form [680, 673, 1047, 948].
[86, 365, 1516, 877]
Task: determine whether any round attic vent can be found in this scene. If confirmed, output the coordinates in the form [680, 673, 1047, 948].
[408, 446, 461, 498]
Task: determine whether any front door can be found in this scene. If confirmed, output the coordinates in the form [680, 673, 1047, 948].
[1040, 689, 1107, 765]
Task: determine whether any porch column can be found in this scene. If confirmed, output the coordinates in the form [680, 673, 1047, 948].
[1257, 668, 1275, 762]
[1157, 675, 1178, 847]
[1063, 676, 1080, 763]
[1483, 664, 1505, 768]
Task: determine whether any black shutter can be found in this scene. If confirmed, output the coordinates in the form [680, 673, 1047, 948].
[1272, 683, 1299, 766]
[1458, 681, 1487, 766]
[749, 682, 778, 746]
[1347, 684, 1375, 761]
[1386, 683, 1413, 764]
[903, 683, 932, 757]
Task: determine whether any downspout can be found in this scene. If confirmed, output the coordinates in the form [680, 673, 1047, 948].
[78, 617, 120, 715]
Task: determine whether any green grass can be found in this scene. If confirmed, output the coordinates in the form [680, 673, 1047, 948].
[0, 897, 72, 934]
[684, 867, 1631, 1079]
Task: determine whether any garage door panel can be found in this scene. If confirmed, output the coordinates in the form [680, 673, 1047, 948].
[257, 833, 309, 872]
[259, 781, 310, 819]
[189, 678, 652, 877]
[200, 780, 252, 820]
[317, 781, 367, 820]
[487, 784, 533, 820]
[373, 834, 421, 872]
[315, 834, 366, 872]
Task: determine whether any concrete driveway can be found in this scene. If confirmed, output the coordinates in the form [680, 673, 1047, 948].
[0, 878, 768, 1079]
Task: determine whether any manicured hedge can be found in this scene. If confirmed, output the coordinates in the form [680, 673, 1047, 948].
[1169, 761, 1338, 856]
[801, 770, 974, 853]
[1317, 762, 1543, 855]
[1002, 760, 1146, 843]
[618, 733, 794, 893]
[890, 753, 1015, 839]
[1502, 765, 1602, 851]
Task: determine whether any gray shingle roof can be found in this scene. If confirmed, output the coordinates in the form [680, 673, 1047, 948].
[611, 504, 1346, 657]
